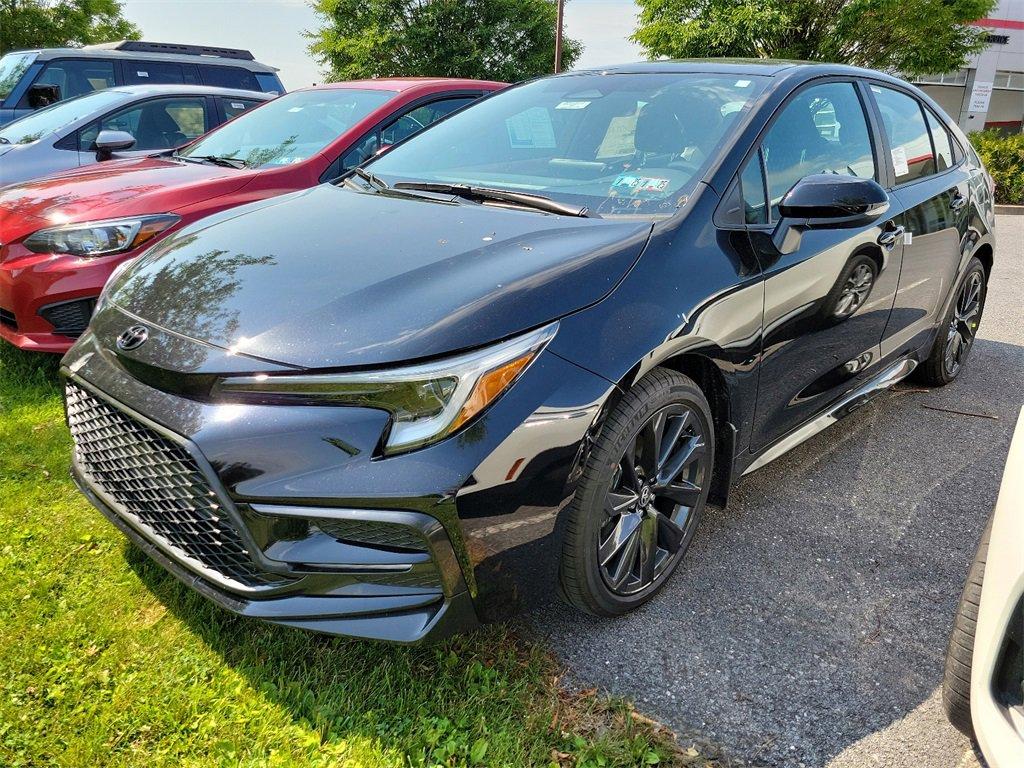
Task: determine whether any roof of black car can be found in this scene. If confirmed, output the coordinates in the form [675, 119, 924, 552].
[568, 59, 884, 78]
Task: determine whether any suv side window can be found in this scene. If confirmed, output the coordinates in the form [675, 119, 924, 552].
[201, 65, 260, 91]
[124, 61, 200, 85]
[218, 96, 262, 120]
[925, 109, 954, 172]
[79, 96, 209, 151]
[761, 82, 876, 220]
[870, 86, 936, 184]
[28, 59, 116, 102]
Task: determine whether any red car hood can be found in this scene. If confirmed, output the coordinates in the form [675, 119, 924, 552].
[0, 157, 255, 244]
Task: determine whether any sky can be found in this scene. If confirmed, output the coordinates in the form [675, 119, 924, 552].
[118, 0, 644, 90]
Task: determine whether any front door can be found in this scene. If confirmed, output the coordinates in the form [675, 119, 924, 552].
[746, 80, 904, 451]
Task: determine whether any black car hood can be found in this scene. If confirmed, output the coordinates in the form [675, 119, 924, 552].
[108, 184, 652, 370]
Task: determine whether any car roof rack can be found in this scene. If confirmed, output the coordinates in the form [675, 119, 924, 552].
[83, 41, 256, 61]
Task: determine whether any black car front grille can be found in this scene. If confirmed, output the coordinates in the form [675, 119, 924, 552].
[315, 518, 429, 552]
[0, 306, 16, 330]
[38, 298, 96, 337]
[65, 382, 285, 589]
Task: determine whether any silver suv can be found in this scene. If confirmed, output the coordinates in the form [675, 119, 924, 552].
[0, 41, 283, 127]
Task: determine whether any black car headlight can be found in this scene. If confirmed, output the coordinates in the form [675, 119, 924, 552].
[213, 323, 557, 454]
[23, 214, 180, 258]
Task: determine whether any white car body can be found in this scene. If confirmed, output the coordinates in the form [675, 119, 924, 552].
[972, 406, 1024, 766]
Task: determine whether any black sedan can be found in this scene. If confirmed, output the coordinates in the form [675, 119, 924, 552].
[62, 60, 996, 642]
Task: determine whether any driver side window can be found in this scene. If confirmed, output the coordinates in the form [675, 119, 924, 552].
[79, 97, 208, 151]
[761, 82, 876, 221]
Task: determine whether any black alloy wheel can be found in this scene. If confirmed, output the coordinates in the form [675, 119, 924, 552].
[599, 404, 707, 595]
[943, 269, 983, 377]
[559, 368, 715, 616]
[917, 256, 987, 386]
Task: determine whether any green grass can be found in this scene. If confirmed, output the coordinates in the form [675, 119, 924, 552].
[0, 345, 712, 768]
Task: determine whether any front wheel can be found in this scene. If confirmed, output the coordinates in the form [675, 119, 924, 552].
[559, 368, 714, 617]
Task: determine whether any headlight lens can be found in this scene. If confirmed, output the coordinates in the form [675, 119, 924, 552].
[212, 323, 557, 453]
[23, 214, 180, 257]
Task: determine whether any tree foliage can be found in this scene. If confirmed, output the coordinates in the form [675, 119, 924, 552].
[0, 0, 140, 55]
[307, 0, 582, 83]
[633, 0, 997, 77]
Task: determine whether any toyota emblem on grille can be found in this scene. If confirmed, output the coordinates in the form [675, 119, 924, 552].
[117, 325, 149, 351]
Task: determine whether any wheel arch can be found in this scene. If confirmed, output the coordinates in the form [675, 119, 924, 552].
[973, 241, 994, 283]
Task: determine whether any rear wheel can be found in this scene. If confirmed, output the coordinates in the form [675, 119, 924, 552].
[917, 258, 986, 386]
[559, 368, 714, 616]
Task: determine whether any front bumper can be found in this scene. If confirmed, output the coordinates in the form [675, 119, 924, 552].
[61, 314, 616, 641]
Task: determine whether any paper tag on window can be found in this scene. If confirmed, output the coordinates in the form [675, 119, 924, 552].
[555, 100, 590, 110]
[288, 107, 303, 112]
[904, 231, 912, 246]
[136, 71, 149, 78]
[231, 102, 244, 109]
[891, 146, 909, 177]
[735, 79, 751, 87]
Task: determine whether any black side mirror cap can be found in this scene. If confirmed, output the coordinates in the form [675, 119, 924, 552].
[27, 83, 61, 109]
[772, 174, 890, 254]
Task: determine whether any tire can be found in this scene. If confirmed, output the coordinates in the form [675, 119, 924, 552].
[916, 257, 987, 386]
[559, 368, 714, 617]
[941, 514, 992, 736]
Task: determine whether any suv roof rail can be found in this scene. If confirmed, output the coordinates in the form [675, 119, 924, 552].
[83, 40, 256, 61]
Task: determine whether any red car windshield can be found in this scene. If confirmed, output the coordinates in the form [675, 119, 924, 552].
[179, 88, 394, 169]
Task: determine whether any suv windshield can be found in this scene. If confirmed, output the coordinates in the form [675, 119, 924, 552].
[0, 88, 126, 144]
[366, 73, 768, 218]
[179, 88, 394, 169]
[0, 52, 36, 101]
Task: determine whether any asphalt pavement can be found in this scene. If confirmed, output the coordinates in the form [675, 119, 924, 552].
[533, 214, 1023, 767]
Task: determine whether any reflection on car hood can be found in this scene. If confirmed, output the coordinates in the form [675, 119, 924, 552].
[107, 184, 653, 370]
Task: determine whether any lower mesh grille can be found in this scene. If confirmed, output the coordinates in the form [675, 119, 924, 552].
[0, 306, 16, 330]
[39, 298, 96, 337]
[66, 382, 285, 589]
[315, 518, 428, 552]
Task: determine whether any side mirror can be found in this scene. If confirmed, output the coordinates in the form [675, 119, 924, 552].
[773, 174, 890, 255]
[27, 83, 61, 109]
[94, 130, 136, 161]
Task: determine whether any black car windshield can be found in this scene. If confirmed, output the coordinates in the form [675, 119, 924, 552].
[0, 88, 126, 145]
[178, 88, 394, 169]
[366, 73, 768, 218]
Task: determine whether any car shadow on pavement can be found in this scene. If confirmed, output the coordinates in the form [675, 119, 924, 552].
[530, 337, 1022, 768]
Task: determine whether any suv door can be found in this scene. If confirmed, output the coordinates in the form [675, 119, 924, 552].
[866, 84, 972, 358]
[743, 80, 904, 452]
[75, 95, 211, 163]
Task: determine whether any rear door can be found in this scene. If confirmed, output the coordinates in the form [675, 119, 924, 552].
[866, 84, 972, 358]
[745, 79, 905, 451]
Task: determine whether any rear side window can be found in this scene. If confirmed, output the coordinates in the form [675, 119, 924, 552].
[125, 61, 199, 85]
[30, 59, 116, 102]
[255, 72, 284, 94]
[925, 109, 954, 172]
[201, 65, 260, 91]
[761, 81, 875, 220]
[219, 97, 262, 120]
[871, 86, 936, 183]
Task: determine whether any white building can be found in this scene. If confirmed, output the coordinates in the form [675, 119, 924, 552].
[913, 0, 1024, 133]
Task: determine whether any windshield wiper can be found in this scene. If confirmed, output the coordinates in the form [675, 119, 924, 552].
[349, 166, 390, 191]
[178, 154, 246, 169]
[392, 181, 591, 217]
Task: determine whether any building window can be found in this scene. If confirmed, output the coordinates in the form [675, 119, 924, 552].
[915, 69, 970, 86]
[993, 71, 1024, 91]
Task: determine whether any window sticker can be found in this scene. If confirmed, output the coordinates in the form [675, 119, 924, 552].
[556, 100, 591, 110]
[891, 145, 910, 177]
[505, 107, 556, 148]
[136, 71, 149, 78]
[231, 102, 245, 109]
[610, 173, 671, 198]
[735, 79, 751, 87]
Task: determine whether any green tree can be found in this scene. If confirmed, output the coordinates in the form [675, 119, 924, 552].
[632, 0, 997, 77]
[0, 0, 140, 56]
[307, 0, 582, 83]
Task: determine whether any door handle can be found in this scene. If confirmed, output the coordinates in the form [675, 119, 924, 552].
[877, 225, 905, 249]
[950, 191, 968, 212]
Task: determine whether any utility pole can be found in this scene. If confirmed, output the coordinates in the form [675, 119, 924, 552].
[554, 0, 564, 73]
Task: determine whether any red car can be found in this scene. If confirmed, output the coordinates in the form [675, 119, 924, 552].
[0, 78, 504, 353]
